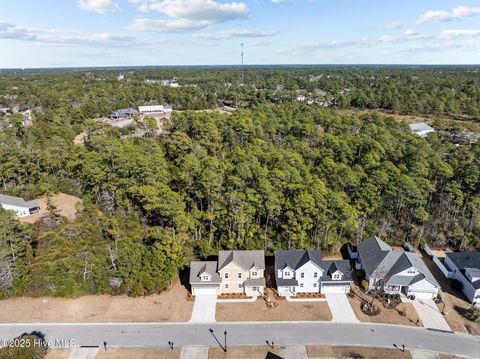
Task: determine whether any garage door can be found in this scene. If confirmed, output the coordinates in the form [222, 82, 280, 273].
[410, 291, 435, 299]
[321, 285, 350, 294]
[193, 287, 218, 296]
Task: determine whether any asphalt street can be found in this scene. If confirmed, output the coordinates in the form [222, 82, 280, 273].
[0, 322, 479, 358]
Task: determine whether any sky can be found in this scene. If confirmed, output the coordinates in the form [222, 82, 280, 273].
[1, 0, 480, 67]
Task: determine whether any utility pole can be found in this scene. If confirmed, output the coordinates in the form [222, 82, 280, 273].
[240, 42, 244, 86]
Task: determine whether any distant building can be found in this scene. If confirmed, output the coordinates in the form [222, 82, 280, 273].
[0, 194, 40, 218]
[139, 105, 173, 115]
[409, 123, 435, 137]
[108, 108, 140, 119]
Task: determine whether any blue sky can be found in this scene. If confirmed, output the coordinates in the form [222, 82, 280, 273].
[1, 0, 480, 67]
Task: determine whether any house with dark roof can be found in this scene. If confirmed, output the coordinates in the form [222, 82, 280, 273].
[275, 250, 352, 296]
[108, 108, 140, 119]
[0, 194, 40, 218]
[357, 236, 440, 300]
[189, 250, 265, 297]
[444, 252, 480, 304]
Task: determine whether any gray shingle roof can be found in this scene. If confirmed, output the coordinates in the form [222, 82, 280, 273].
[358, 236, 439, 288]
[276, 278, 298, 286]
[218, 250, 265, 271]
[357, 235, 391, 277]
[445, 252, 480, 271]
[275, 250, 323, 271]
[189, 261, 221, 285]
[321, 260, 352, 282]
[0, 194, 39, 209]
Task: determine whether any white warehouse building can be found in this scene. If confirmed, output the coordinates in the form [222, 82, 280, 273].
[0, 194, 40, 218]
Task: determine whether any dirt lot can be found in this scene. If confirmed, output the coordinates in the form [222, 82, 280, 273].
[418, 251, 480, 335]
[308, 345, 412, 359]
[96, 348, 181, 359]
[20, 192, 82, 224]
[209, 347, 282, 359]
[0, 278, 192, 323]
[216, 289, 332, 322]
[348, 289, 421, 327]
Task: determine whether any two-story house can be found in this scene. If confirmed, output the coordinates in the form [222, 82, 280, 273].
[275, 250, 352, 296]
[444, 252, 480, 304]
[357, 236, 440, 299]
[189, 250, 265, 297]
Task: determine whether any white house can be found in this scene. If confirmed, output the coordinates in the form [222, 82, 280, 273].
[0, 193, 40, 218]
[275, 250, 352, 296]
[357, 236, 440, 299]
[444, 252, 480, 304]
[409, 123, 435, 137]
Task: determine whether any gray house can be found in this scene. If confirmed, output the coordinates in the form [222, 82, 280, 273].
[0, 194, 40, 218]
[444, 252, 480, 304]
[275, 250, 352, 296]
[357, 236, 440, 299]
[189, 261, 222, 296]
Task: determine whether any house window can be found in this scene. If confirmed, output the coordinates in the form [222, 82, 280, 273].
[284, 271, 290, 277]
[238, 273, 242, 279]
[238, 283, 242, 288]
[252, 286, 258, 291]
[407, 269, 416, 274]
[252, 271, 257, 277]
[314, 272, 318, 278]
[301, 273, 305, 278]
[224, 273, 229, 279]
[313, 283, 317, 287]
[225, 284, 229, 289]
[333, 274, 341, 280]
[202, 275, 209, 281]
[300, 283, 304, 288]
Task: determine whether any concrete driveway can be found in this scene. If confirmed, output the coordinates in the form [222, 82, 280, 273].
[189, 294, 217, 323]
[325, 293, 359, 322]
[411, 299, 451, 331]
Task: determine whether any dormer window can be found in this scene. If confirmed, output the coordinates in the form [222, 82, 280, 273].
[251, 271, 258, 278]
[407, 269, 416, 274]
[201, 275, 210, 281]
[333, 273, 341, 280]
[284, 271, 291, 278]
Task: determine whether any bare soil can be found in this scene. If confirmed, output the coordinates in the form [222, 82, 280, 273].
[216, 289, 332, 322]
[349, 287, 421, 327]
[209, 346, 282, 359]
[0, 278, 192, 323]
[308, 345, 412, 359]
[96, 348, 181, 359]
[20, 192, 82, 224]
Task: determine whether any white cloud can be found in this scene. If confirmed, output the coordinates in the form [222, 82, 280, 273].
[440, 29, 480, 39]
[129, 0, 248, 32]
[416, 6, 480, 25]
[0, 20, 157, 47]
[193, 28, 275, 40]
[252, 39, 272, 46]
[385, 21, 402, 30]
[271, 0, 288, 3]
[77, 0, 122, 14]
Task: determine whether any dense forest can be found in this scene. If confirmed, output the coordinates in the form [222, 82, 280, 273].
[0, 66, 479, 298]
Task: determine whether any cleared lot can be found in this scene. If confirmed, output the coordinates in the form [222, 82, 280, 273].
[0, 278, 192, 323]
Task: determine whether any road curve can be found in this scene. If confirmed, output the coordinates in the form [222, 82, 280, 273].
[0, 322, 479, 358]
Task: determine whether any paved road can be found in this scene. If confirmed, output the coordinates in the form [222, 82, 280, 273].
[0, 322, 478, 358]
